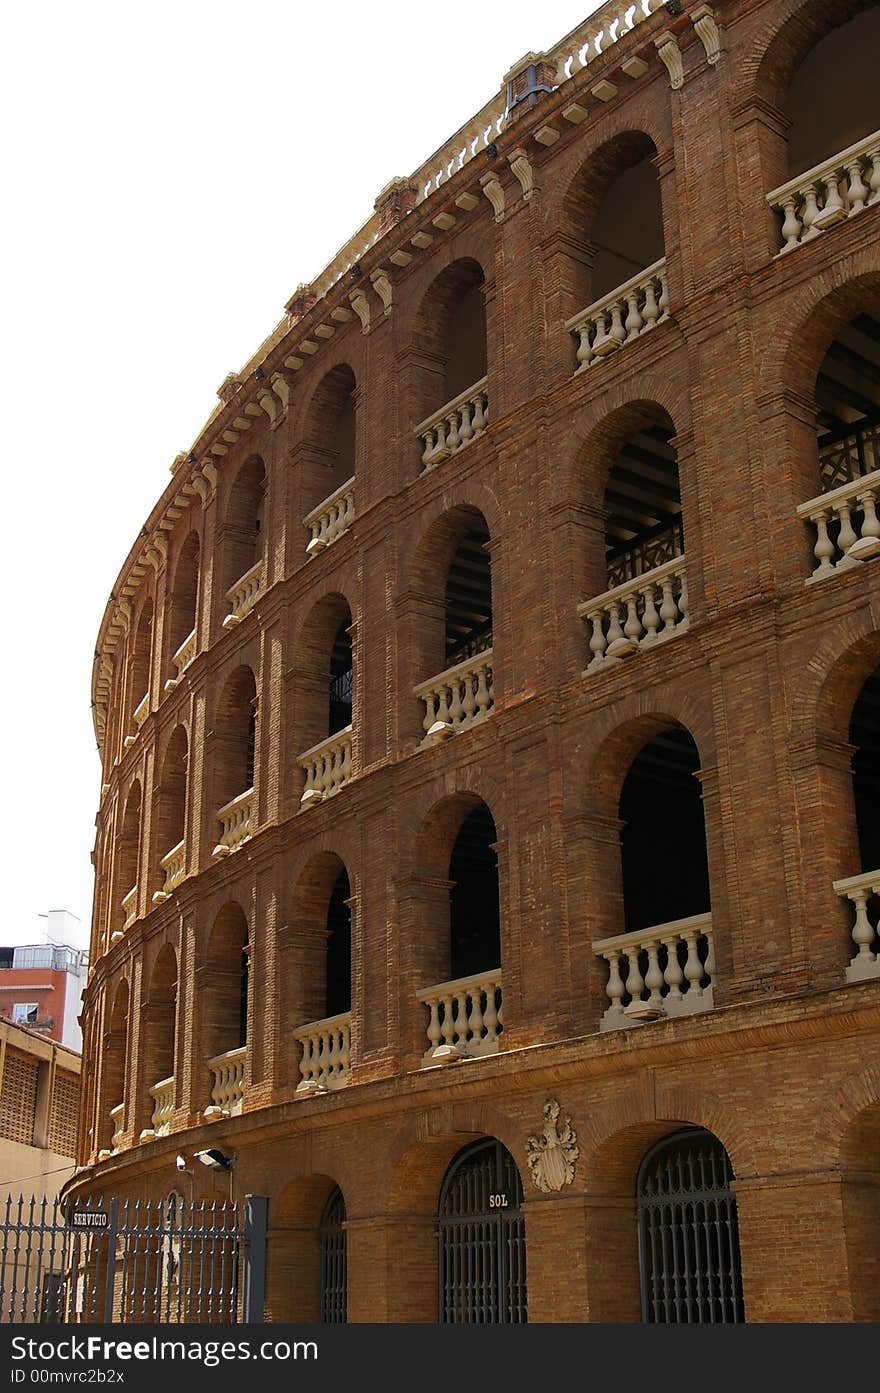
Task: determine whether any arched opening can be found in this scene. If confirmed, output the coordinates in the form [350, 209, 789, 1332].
[319, 1187, 347, 1324]
[413, 797, 503, 1063]
[222, 457, 266, 624]
[213, 666, 257, 816]
[619, 728, 710, 933]
[438, 1138, 526, 1323]
[288, 855, 353, 1094]
[296, 595, 355, 805]
[129, 599, 153, 727]
[851, 664, 880, 874]
[414, 508, 494, 741]
[783, 8, 880, 180]
[117, 782, 142, 934]
[329, 615, 353, 738]
[167, 532, 200, 681]
[449, 806, 500, 981]
[153, 727, 187, 898]
[266, 1176, 346, 1323]
[202, 904, 249, 1112]
[636, 1128, 744, 1323]
[603, 419, 682, 589]
[445, 517, 492, 667]
[413, 259, 488, 468]
[325, 869, 351, 1018]
[800, 309, 880, 576]
[301, 365, 357, 543]
[561, 132, 666, 366]
[142, 946, 177, 1136]
[596, 728, 714, 1026]
[581, 409, 686, 670]
[100, 981, 129, 1151]
[589, 142, 664, 304]
[840, 1102, 880, 1320]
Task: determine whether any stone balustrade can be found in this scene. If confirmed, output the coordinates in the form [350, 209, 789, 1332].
[212, 788, 254, 858]
[593, 912, 715, 1030]
[415, 649, 494, 741]
[148, 1076, 175, 1136]
[293, 1014, 351, 1094]
[549, 0, 664, 81]
[415, 377, 489, 470]
[767, 130, 880, 253]
[304, 477, 355, 557]
[222, 557, 264, 629]
[798, 468, 880, 581]
[133, 693, 150, 730]
[155, 840, 186, 900]
[121, 885, 138, 931]
[416, 969, 503, 1064]
[206, 1046, 246, 1118]
[566, 259, 668, 372]
[834, 868, 880, 983]
[109, 1103, 125, 1152]
[299, 726, 353, 806]
[578, 557, 688, 672]
[165, 629, 196, 691]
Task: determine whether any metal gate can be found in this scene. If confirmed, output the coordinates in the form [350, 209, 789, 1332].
[318, 1187, 346, 1324]
[0, 1191, 267, 1325]
[637, 1128, 744, 1324]
[438, 1138, 527, 1324]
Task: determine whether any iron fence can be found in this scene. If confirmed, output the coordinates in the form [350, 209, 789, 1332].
[0, 1191, 266, 1325]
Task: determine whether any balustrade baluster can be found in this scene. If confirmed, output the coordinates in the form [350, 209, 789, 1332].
[588, 613, 607, 667]
[446, 411, 460, 452]
[682, 931, 704, 998]
[641, 583, 660, 641]
[624, 594, 644, 642]
[624, 950, 645, 1005]
[846, 158, 868, 214]
[643, 279, 660, 327]
[801, 184, 820, 238]
[644, 941, 664, 1009]
[624, 291, 643, 339]
[604, 952, 626, 1020]
[662, 935, 684, 1004]
[483, 985, 499, 1045]
[467, 988, 484, 1045]
[779, 195, 802, 251]
[811, 509, 837, 577]
[659, 579, 679, 631]
[448, 679, 463, 726]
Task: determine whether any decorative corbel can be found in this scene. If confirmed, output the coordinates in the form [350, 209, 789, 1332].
[654, 31, 684, 90]
[480, 172, 506, 221]
[270, 372, 290, 412]
[257, 389, 277, 424]
[200, 461, 218, 492]
[191, 475, 210, 504]
[508, 148, 533, 200]
[370, 268, 393, 315]
[350, 289, 371, 333]
[691, 5, 720, 65]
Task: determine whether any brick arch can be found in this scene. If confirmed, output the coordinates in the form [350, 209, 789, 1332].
[412, 787, 502, 883]
[267, 1170, 353, 1323]
[298, 360, 357, 442]
[384, 1100, 525, 1216]
[166, 528, 201, 673]
[791, 620, 880, 747]
[743, 0, 876, 114]
[401, 486, 502, 592]
[768, 266, 880, 409]
[583, 688, 716, 816]
[825, 1063, 880, 1320]
[290, 588, 355, 757]
[408, 255, 489, 432]
[211, 663, 257, 812]
[566, 384, 688, 508]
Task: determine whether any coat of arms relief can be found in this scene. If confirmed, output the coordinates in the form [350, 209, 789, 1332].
[525, 1097, 579, 1193]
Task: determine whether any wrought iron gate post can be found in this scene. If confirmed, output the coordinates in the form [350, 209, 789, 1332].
[102, 1200, 119, 1324]
[241, 1194, 267, 1324]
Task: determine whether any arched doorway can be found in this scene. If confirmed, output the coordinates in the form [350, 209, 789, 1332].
[437, 1138, 526, 1323]
[319, 1187, 347, 1324]
[636, 1128, 744, 1323]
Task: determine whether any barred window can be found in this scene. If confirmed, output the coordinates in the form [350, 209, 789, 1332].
[47, 1070, 80, 1156]
[0, 1049, 39, 1145]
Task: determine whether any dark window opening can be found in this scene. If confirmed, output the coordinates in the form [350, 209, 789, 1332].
[851, 665, 880, 874]
[449, 807, 500, 980]
[319, 1187, 347, 1324]
[604, 425, 682, 587]
[619, 729, 710, 935]
[329, 619, 353, 737]
[245, 707, 256, 788]
[238, 939, 249, 1049]
[445, 525, 492, 667]
[325, 870, 351, 1018]
[815, 312, 880, 494]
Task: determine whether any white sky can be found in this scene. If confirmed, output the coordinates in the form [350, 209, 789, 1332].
[1, 0, 602, 949]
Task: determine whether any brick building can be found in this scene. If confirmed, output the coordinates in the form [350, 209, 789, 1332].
[71, 0, 880, 1323]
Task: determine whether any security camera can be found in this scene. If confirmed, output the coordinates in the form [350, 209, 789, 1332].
[175, 1154, 187, 1171]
